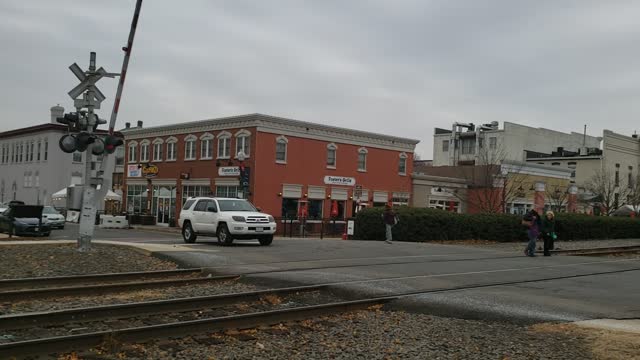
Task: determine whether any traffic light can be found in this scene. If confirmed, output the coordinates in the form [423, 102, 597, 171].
[58, 132, 96, 153]
[56, 112, 82, 132]
[103, 135, 124, 154]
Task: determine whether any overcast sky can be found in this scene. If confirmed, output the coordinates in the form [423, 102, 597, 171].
[2, 0, 640, 158]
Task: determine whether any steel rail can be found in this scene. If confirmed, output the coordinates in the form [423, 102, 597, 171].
[0, 275, 238, 301]
[0, 297, 393, 359]
[541, 245, 640, 256]
[0, 284, 328, 330]
[0, 268, 202, 290]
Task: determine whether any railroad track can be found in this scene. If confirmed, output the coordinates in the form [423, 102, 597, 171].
[0, 264, 638, 358]
[538, 245, 640, 256]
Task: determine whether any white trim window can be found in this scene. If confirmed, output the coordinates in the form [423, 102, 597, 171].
[184, 135, 197, 160]
[217, 131, 231, 159]
[166, 137, 177, 161]
[36, 140, 41, 161]
[200, 133, 214, 159]
[43, 138, 48, 161]
[275, 135, 288, 163]
[357, 147, 368, 172]
[398, 152, 408, 175]
[235, 129, 251, 158]
[72, 152, 82, 163]
[140, 140, 150, 162]
[326, 143, 337, 168]
[128, 141, 138, 163]
[152, 138, 164, 162]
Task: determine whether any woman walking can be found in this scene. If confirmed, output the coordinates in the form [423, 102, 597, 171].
[541, 211, 556, 256]
[523, 210, 541, 257]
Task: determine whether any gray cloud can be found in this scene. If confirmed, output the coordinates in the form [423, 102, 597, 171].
[2, 0, 640, 157]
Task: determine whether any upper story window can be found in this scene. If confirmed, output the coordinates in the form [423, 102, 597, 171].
[115, 146, 125, 166]
[398, 153, 408, 175]
[184, 135, 197, 160]
[442, 140, 449, 152]
[128, 141, 138, 163]
[44, 138, 48, 161]
[36, 140, 41, 161]
[200, 133, 214, 160]
[235, 129, 251, 158]
[19, 142, 24, 162]
[73, 152, 82, 163]
[357, 147, 368, 172]
[461, 138, 475, 155]
[275, 135, 288, 163]
[152, 138, 164, 162]
[217, 131, 231, 159]
[166, 137, 177, 161]
[489, 137, 497, 150]
[327, 143, 337, 168]
[140, 140, 150, 162]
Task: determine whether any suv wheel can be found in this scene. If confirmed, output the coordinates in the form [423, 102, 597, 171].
[259, 235, 273, 246]
[182, 222, 197, 243]
[216, 224, 234, 246]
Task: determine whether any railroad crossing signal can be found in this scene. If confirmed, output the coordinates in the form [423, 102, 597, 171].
[67, 58, 118, 109]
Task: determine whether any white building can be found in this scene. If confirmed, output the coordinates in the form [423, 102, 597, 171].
[432, 121, 602, 167]
[0, 105, 114, 207]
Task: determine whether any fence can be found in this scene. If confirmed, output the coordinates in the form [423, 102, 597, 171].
[274, 217, 354, 239]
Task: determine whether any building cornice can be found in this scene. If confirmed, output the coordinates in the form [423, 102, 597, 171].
[120, 114, 419, 152]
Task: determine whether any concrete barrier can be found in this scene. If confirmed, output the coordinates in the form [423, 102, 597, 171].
[99, 215, 129, 229]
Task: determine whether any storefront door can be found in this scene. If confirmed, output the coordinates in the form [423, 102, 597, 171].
[153, 186, 176, 226]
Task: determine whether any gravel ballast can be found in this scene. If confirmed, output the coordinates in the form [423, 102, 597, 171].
[68, 309, 620, 360]
[0, 243, 178, 279]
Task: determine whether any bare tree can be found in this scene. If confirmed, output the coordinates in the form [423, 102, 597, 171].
[625, 174, 640, 215]
[454, 143, 528, 214]
[583, 168, 630, 215]
[545, 185, 570, 213]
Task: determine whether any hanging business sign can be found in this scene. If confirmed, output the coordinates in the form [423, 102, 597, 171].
[324, 176, 356, 186]
[141, 164, 159, 179]
[127, 164, 141, 178]
[218, 166, 240, 177]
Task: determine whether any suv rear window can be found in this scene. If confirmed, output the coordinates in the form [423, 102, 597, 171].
[183, 199, 196, 210]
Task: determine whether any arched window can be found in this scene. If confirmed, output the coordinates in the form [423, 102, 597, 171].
[184, 135, 197, 160]
[275, 135, 288, 163]
[326, 143, 337, 168]
[140, 140, 150, 162]
[152, 138, 164, 162]
[200, 133, 214, 159]
[165, 137, 177, 161]
[128, 141, 138, 163]
[217, 131, 231, 159]
[398, 153, 408, 175]
[235, 129, 251, 158]
[357, 147, 368, 172]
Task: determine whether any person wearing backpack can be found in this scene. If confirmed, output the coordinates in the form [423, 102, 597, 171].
[522, 210, 541, 257]
[382, 205, 398, 244]
[540, 211, 557, 256]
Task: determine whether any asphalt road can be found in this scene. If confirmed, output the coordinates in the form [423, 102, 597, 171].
[48, 227, 640, 324]
[147, 238, 640, 324]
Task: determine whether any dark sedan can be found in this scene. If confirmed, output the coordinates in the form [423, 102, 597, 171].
[0, 205, 51, 237]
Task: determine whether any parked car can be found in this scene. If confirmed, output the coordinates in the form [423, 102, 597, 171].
[43, 206, 65, 229]
[178, 197, 276, 246]
[0, 205, 51, 237]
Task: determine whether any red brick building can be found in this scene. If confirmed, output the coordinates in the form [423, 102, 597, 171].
[121, 114, 418, 226]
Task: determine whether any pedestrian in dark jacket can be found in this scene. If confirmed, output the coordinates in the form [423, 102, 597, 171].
[541, 211, 556, 256]
[523, 210, 541, 257]
[382, 205, 397, 244]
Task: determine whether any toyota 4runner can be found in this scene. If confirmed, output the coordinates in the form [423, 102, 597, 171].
[178, 197, 276, 246]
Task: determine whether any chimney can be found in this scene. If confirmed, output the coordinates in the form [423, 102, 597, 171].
[50, 104, 64, 124]
[137, 120, 143, 128]
[125, 122, 131, 129]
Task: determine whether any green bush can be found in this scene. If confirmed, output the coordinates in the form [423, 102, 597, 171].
[354, 208, 640, 242]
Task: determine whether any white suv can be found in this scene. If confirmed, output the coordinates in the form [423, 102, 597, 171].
[178, 197, 277, 246]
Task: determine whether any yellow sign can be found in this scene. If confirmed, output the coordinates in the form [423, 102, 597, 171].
[142, 164, 159, 179]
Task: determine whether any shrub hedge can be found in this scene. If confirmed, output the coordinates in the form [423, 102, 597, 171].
[353, 207, 640, 242]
